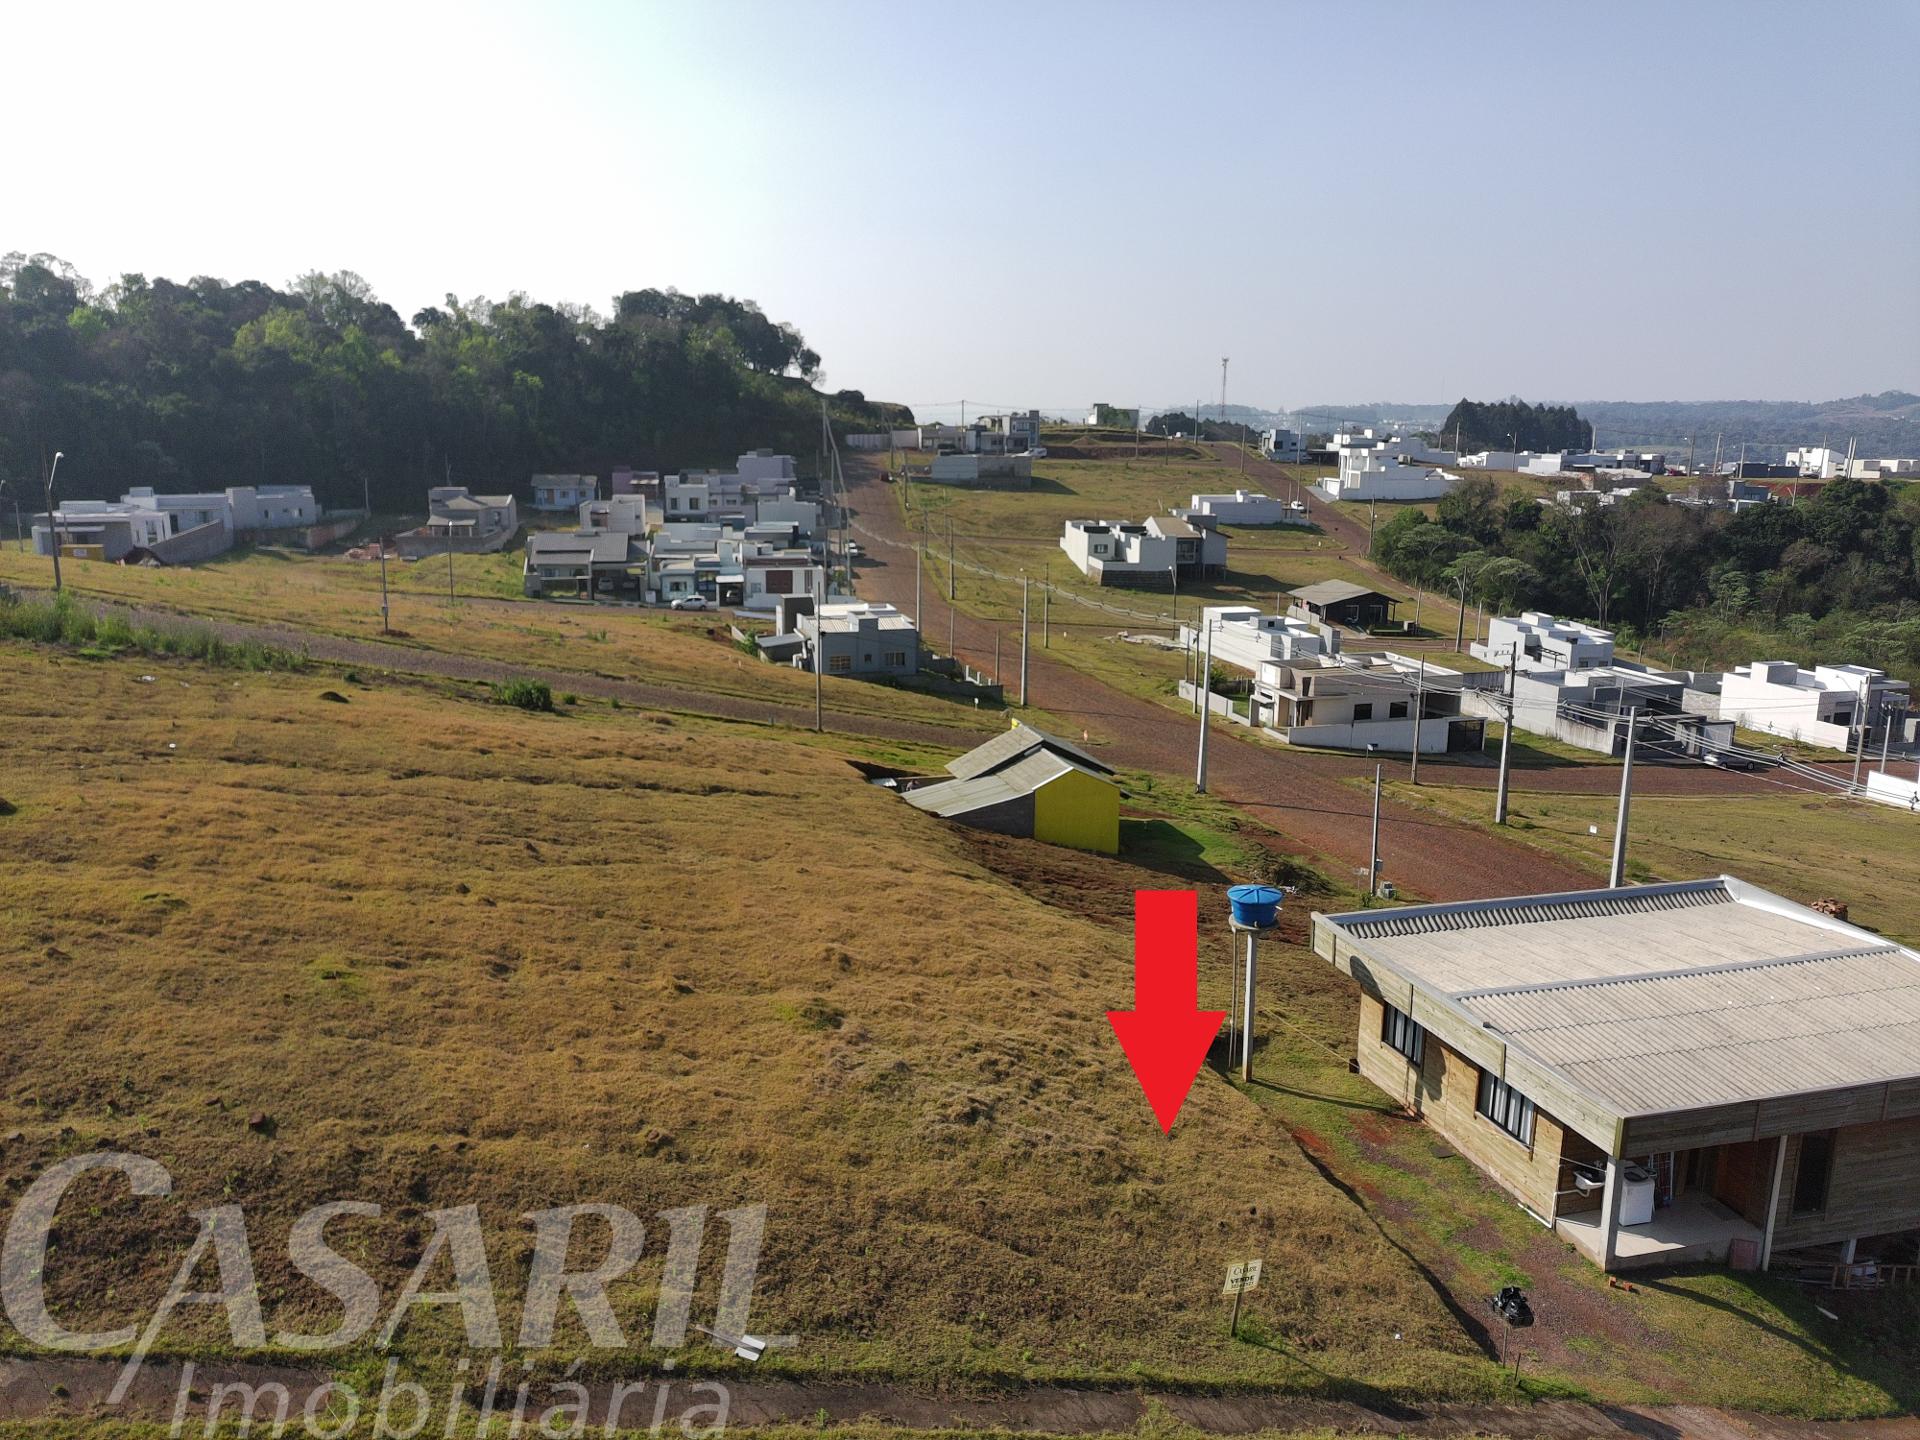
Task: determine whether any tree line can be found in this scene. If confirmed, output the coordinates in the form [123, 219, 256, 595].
[1437, 398, 1592, 454]
[0, 253, 907, 514]
[1372, 474, 1920, 678]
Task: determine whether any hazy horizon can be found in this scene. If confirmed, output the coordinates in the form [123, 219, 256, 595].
[8, 0, 1916, 416]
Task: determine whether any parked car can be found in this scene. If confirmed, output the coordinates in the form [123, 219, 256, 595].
[668, 595, 710, 611]
[847, 543, 864, 559]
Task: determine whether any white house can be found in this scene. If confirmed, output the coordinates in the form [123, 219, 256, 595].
[1457, 450, 1528, 470]
[1181, 490, 1306, 526]
[578, 494, 652, 535]
[1060, 519, 1174, 584]
[1084, 404, 1139, 428]
[1786, 447, 1848, 480]
[1261, 428, 1305, 463]
[1719, 662, 1912, 751]
[226, 485, 320, 530]
[1500, 666, 1733, 759]
[1253, 652, 1481, 754]
[735, 450, 798, 484]
[1473, 612, 1615, 673]
[531, 475, 598, 511]
[1178, 605, 1338, 674]
[1322, 450, 1458, 502]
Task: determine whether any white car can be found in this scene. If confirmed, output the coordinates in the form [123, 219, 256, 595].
[847, 543, 864, 559]
[668, 595, 710, 611]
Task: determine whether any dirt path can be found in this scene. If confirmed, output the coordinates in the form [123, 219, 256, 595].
[3, 1357, 1912, 1438]
[27, 591, 986, 753]
[847, 459, 1592, 900]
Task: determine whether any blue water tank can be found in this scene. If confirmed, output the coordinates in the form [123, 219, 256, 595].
[1227, 884, 1284, 929]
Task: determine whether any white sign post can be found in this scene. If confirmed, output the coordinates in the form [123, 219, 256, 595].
[1222, 1258, 1263, 1336]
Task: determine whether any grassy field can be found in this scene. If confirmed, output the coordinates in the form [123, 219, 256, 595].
[0, 545, 997, 735]
[0, 637, 1912, 1418]
[1383, 781, 1920, 947]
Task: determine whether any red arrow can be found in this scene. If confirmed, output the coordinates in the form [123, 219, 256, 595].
[1108, 890, 1226, 1134]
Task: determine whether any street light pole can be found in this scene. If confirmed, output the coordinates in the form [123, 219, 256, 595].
[1195, 619, 1214, 793]
[44, 451, 65, 594]
[1019, 574, 1030, 707]
[1494, 646, 1517, 824]
[1368, 762, 1382, 899]
[1608, 709, 1639, 888]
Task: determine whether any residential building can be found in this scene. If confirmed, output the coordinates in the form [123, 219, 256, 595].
[1457, 450, 1528, 470]
[1473, 612, 1615, 673]
[979, 411, 1043, 451]
[531, 475, 597, 511]
[1851, 457, 1920, 480]
[412, 487, 519, 553]
[577, 494, 652, 535]
[522, 530, 643, 600]
[1253, 652, 1482, 753]
[1085, 403, 1139, 429]
[1287, 580, 1402, 631]
[1180, 490, 1306, 527]
[1059, 517, 1223, 586]
[791, 600, 919, 677]
[1503, 665, 1732, 759]
[1178, 605, 1338, 674]
[900, 723, 1119, 853]
[610, 467, 660, 498]
[1314, 876, 1920, 1271]
[226, 485, 320, 531]
[1261, 428, 1305, 463]
[1718, 661, 1911, 751]
[735, 449, 798, 484]
[1786, 446, 1848, 480]
[1321, 449, 1458, 502]
[646, 520, 820, 610]
[1146, 514, 1227, 579]
[32, 496, 229, 565]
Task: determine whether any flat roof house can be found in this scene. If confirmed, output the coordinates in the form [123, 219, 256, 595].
[1473, 612, 1615, 673]
[1255, 652, 1482, 754]
[1505, 665, 1732, 760]
[531, 475, 598, 511]
[1314, 877, 1920, 1271]
[793, 600, 918, 678]
[1719, 661, 1911, 752]
[1181, 491, 1306, 527]
[901, 723, 1119, 854]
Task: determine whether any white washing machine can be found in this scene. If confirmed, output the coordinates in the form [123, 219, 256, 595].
[1620, 1163, 1656, 1226]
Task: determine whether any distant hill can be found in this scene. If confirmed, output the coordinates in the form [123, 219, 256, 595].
[1296, 393, 1920, 458]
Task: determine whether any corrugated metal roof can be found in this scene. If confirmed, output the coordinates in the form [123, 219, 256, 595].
[945, 723, 1113, 781]
[903, 752, 1075, 818]
[1465, 948, 1920, 1114]
[1321, 878, 1920, 1119]
[1289, 579, 1395, 606]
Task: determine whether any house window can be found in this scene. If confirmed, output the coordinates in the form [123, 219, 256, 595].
[1389, 701, 1409, 719]
[1380, 1003, 1424, 1063]
[827, 654, 852, 674]
[1476, 1070, 1535, 1144]
[884, 651, 906, 667]
[1792, 1131, 1835, 1215]
[1353, 703, 1373, 721]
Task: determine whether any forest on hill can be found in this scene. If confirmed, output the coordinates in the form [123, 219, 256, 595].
[1372, 475, 1920, 683]
[0, 252, 908, 511]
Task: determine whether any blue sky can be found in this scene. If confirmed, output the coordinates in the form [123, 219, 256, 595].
[9, 0, 1917, 415]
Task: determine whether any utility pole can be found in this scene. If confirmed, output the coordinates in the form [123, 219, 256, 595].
[1409, 658, 1427, 784]
[44, 451, 65, 594]
[446, 523, 456, 607]
[916, 516, 926, 635]
[1608, 709, 1639, 888]
[1494, 646, 1517, 824]
[948, 517, 956, 600]
[1852, 718, 1865, 790]
[378, 535, 391, 634]
[1019, 574, 1030, 707]
[1042, 585, 1049, 649]
[1219, 359, 1229, 446]
[1368, 763, 1382, 899]
[994, 627, 1001, 685]
[1195, 619, 1214, 793]
[1685, 435, 1695, 477]
[1710, 433, 1723, 482]
[814, 570, 824, 732]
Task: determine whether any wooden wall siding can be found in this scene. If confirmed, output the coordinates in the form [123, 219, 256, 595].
[1504, 1049, 1619, 1154]
[1356, 995, 1423, 1113]
[1351, 995, 1568, 1218]
[1756, 1085, 1896, 1136]
[1767, 1117, 1920, 1253]
[1624, 1103, 1764, 1152]
[1887, 1078, 1920, 1121]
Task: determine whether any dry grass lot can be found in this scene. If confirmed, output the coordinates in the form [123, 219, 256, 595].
[0, 640, 1911, 1415]
[0, 546, 991, 734]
